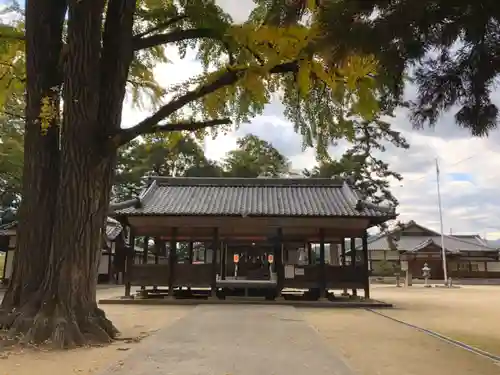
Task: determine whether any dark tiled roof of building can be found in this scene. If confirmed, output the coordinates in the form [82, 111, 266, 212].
[104, 218, 123, 241]
[111, 177, 396, 221]
[355, 221, 497, 253]
[0, 218, 123, 241]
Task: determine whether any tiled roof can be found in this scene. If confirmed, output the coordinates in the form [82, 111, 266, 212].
[0, 218, 123, 241]
[360, 222, 496, 253]
[407, 238, 460, 254]
[111, 177, 395, 221]
[105, 218, 123, 240]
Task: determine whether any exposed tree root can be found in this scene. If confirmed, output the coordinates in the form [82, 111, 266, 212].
[0, 302, 119, 349]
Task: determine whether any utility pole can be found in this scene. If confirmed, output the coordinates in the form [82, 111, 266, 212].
[435, 158, 448, 284]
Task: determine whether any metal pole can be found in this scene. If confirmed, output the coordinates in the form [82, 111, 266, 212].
[435, 158, 448, 284]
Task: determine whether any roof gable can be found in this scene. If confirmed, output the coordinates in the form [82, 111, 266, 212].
[111, 177, 396, 221]
[399, 221, 440, 236]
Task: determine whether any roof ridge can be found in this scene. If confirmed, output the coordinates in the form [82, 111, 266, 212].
[146, 176, 346, 187]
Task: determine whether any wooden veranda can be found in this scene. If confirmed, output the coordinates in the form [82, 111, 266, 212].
[111, 177, 396, 301]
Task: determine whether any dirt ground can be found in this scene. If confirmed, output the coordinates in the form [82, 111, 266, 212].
[0, 288, 192, 375]
[1, 285, 499, 375]
[302, 284, 500, 375]
[371, 284, 500, 354]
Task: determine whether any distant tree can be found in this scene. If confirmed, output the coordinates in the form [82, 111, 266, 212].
[114, 133, 219, 200]
[303, 116, 408, 208]
[223, 134, 290, 177]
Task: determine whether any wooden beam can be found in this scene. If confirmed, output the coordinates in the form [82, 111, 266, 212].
[350, 237, 357, 297]
[188, 241, 193, 264]
[127, 216, 370, 233]
[307, 242, 312, 265]
[142, 236, 149, 264]
[211, 227, 219, 296]
[362, 231, 370, 299]
[124, 227, 135, 297]
[221, 242, 227, 280]
[275, 228, 284, 293]
[168, 227, 177, 297]
[341, 238, 347, 295]
[319, 228, 326, 298]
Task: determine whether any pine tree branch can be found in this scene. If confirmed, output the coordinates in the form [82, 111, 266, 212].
[108, 61, 298, 148]
[133, 27, 236, 64]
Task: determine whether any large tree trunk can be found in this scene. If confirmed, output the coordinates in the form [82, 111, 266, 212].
[0, 0, 138, 348]
[0, 0, 65, 310]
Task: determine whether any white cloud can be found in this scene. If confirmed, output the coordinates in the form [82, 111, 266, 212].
[123, 0, 500, 240]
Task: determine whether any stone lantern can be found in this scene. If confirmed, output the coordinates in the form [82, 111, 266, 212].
[422, 263, 431, 288]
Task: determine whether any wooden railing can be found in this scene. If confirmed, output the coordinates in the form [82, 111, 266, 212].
[173, 263, 213, 287]
[283, 265, 366, 289]
[127, 263, 214, 287]
[128, 263, 368, 289]
[325, 265, 366, 288]
[128, 264, 170, 286]
[283, 265, 320, 289]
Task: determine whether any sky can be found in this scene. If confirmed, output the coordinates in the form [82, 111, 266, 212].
[7, 0, 500, 239]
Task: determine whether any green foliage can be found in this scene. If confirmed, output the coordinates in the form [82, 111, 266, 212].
[114, 132, 216, 200]
[303, 115, 408, 208]
[0, 101, 23, 209]
[0, 21, 25, 112]
[114, 132, 289, 198]
[1, 0, 383, 158]
[317, 0, 500, 136]
[373, 260, 400, 277]
[223, 134, 290, 177]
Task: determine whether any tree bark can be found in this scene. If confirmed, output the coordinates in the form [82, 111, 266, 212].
[0, 0, 65, 310]
[0, 0, 136, 348]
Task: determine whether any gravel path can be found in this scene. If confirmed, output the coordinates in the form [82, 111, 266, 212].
[99, 305, 356, 375]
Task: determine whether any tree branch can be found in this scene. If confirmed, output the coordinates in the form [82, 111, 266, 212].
[134, 14, 188, 39]
[108, 61, 298, 148]
[133, 28, 222, 51]
[115, 118, 232, 147]
[133, 27, 236, 65]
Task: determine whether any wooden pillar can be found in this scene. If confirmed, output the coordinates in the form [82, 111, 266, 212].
[350, 237, 357, 296]
[319, 228, 326, 298]
[275, 228, 284, 293]
[107, 245, 113, 284]
[153, 237, 160, 265]
[307, 242, 312, 265]
[211, 228, 219, 296]
[341, 238, 348, 296]
[362, 231, 370, 299]
[188, 241, 194, 264]
[168, 228, 177, 297]
[124, 227, 135, 297]
[221, 241, 227, 280]
[142, 236, 149, 264]
[140, 236, 149, 291]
